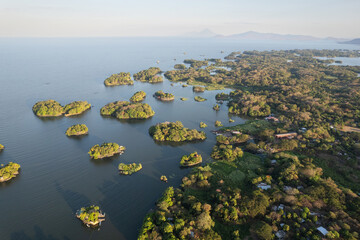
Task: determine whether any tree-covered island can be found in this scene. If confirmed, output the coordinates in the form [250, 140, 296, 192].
[65, 124, 88, 136]
[154, 90, 175, 101]
[149, 121, 206, 142]
[180, 152, 203, 167]
[100, 101, 155, 119]
[0, 144, 4, 151]
[104, 72, 133, 86]
[32, 100, 91, 117]
[134, 67, 163, 83]
[63, 101, 91, 117]
[76, 205, 105, 227]
[130, 91, 147, 102]
[32, 100, 64, 117]
[194, 96, 207, 102]
[88, 143, 125, 159]
[0, 162, 21, 182]
[118, 163, 142, 175]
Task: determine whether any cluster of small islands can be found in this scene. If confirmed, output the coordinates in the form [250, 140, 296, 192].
[1, 49, 360, 239]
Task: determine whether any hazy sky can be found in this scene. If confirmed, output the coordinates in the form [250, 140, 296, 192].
[1, 0, 359, 38]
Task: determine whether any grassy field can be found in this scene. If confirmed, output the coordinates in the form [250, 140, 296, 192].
[340, 126, 360, 133]
[222, 120, 276, 135]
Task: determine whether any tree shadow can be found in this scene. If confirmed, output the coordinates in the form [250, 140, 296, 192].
[10, 225, 70, 240]
[54, 182, 91, 213]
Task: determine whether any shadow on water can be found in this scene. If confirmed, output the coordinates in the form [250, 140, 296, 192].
[90, 154, 124, 166]
[97, 174, 163, 240]
[0, 169, 22, 189]
[11, 226, 70, 240]
[100, 115, 153, 125]
[54, 182, 91, 212]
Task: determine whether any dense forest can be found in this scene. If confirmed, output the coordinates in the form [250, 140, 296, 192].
[104, 72, 133, 86]
[88, 143, 125, 159]
[134, 67, 163, 83]
[32, 100, 91, 117]
[138, 49, 360, 240]
[100, 101, 155, 119]
[149, 121, 206, 142]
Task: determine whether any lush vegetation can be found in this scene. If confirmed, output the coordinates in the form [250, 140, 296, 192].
[149, 121, 206, 142]
[65, 124, 88, 136]
[194, 96, 207, 102]
[118, 163, 142, 175]
[139, 49, 360, 240]
[76, 205, 105, 226]
[154, 90, 175, 101]
[0, 162, 20, 182]
[174, 64, 186, 70]
[180, 97, 188, 101]
[100, 101, 155, 119]
[161, 175, 168, 182]
[193, 86, 205, 92]
[64, 101, 91, 116]
[213, 104, 220, 111]
[33, 100, 91, 117]
[200, 122, 207, 128]
[184, 59, 209, 68]
[180, 152, 202, 167]
[215, 121, 223, 127]
[32, 100, 64, 117]
[134, 67, 163, 83]
[88, 143, 125, 159]
[104, 72, 133, 86]
[0, 144, 4, 151]
[130, 91, 147, 102]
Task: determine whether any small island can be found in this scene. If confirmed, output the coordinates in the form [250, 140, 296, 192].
[32, 100, 64, 117]
[0, 144, 4, 151]
[229, 118, 235, 123]
[104, 72, 133, 86]
[149, 121, 206, 142]
[133, 67, 163, 83]
[76, 205, 105, 227]
[160, 175, 168, 182]
[215, 120, 223, 127]
[118, 163, 142, 175]
[64, 101, 91, 117]
[194, 96, 207, 102]
[180, 97, 188, 101]
[215, 92, 230, 100]
[0, 162, 21, 182]
[153, 90, 175, 101]
[88, 143, 125, 159]
[100, 101, 155, 119]
[65, 124, 88, 136]
[33, 100, 91, 117]
[200, 122, 207, 128]
[180, 152, 202, 167]
[213, 104, 220, 111]
[174, 64, 186, 69]
[130, 91, 146, 102]
[193, 86, 205, 92]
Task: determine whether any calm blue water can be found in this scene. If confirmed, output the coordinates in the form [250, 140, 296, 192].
[0, 37, 358, 240]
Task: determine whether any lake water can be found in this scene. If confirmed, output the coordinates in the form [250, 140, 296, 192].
[0, 37, 359, 240]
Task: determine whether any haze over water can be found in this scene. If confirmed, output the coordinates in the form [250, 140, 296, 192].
[0, 37, 359, 240]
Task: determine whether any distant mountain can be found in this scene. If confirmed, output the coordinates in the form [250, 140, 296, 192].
[182, 29, 218, 38]
[220, 31, 343, 41]
[181, 29, 350, 42]
[341, 38, 360, 45]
